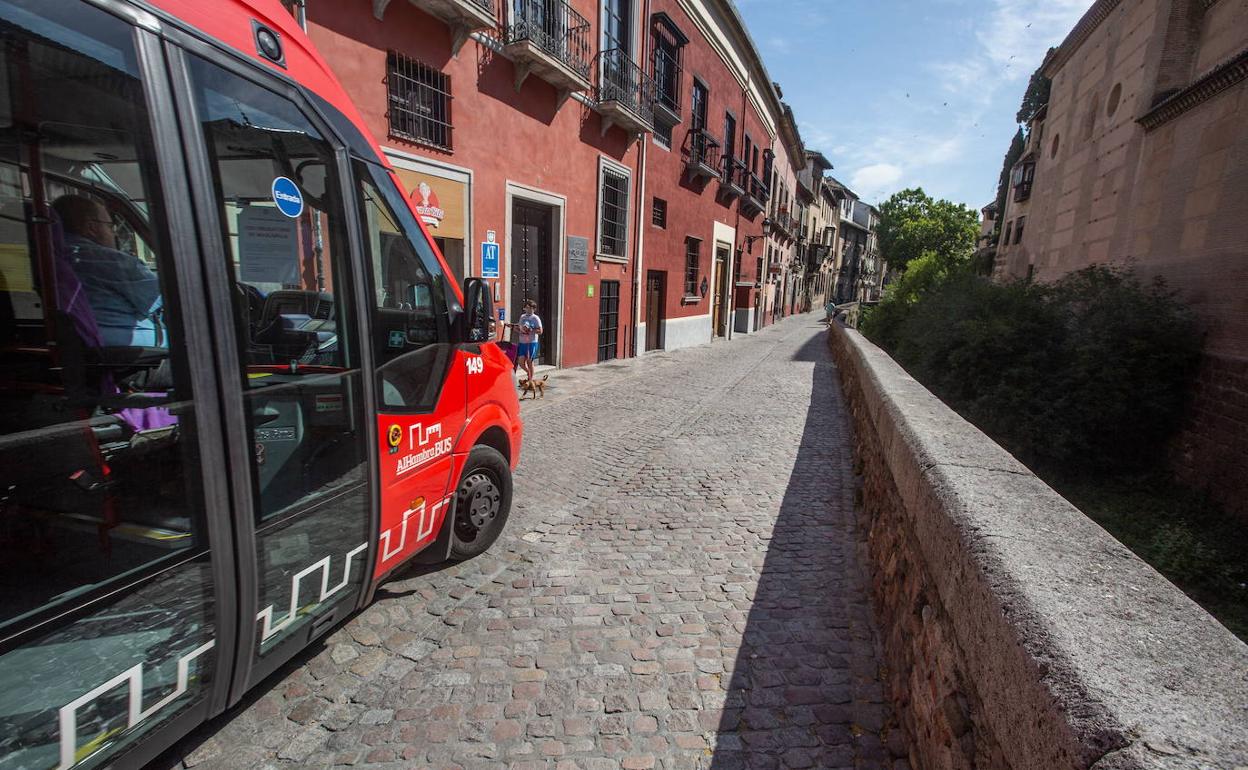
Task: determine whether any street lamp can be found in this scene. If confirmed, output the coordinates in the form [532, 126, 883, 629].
[741, 217, 772, 252]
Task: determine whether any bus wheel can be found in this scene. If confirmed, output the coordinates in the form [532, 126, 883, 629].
[450, 445, 511, 560]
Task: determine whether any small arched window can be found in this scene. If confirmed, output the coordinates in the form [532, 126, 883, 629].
[1107, 83, 1122, 118]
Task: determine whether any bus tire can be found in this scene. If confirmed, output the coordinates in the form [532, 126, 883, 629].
[450, 445, 511, 560]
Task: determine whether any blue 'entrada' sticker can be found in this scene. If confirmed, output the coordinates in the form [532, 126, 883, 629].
[272, 176, 304, 218]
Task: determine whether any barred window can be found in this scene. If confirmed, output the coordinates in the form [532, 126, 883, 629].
[684, 237, 700, 297]
[387, 51, 452, 150]
[652, 197, 667, 228]
[598, 164, 630, 258]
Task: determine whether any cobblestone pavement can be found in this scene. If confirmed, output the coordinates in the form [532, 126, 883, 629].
[161, 313, 904, 770]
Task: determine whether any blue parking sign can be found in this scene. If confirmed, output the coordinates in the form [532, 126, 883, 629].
[481, 241, 499, 279]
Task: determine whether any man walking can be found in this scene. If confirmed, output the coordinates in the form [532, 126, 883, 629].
[510, 299, 543, 383]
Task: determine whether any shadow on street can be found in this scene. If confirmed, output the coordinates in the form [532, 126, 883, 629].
[709, 333, 898, 769]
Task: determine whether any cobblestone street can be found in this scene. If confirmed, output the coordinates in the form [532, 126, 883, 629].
[162, 313, 901, 770]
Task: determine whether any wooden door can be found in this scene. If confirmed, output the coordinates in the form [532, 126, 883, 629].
[645, 270, 664, 351]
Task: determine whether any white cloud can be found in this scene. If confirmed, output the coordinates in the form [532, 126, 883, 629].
[830, 0, 1088, 206]
[766, 35, 791, 55]
[850, 163, 904, 198]
[930, 0, 1089, 102]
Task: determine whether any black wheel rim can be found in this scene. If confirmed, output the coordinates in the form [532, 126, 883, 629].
[455, 468, 502, 543]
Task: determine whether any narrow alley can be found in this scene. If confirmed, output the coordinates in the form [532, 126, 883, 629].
[162, 314, 900, 770]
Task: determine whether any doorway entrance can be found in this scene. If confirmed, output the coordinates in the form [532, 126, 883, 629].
[645, 270, 665, 351]
[713, 244, 730, 337]
[511, 200, 557, 365]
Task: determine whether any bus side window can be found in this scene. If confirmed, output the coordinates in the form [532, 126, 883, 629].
[354, 161, 452, 412]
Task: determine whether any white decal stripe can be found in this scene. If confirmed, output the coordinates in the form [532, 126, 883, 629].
[379, 496, 449, 563]
[255, 543, 367, 642]
[58, 640, 216, 770]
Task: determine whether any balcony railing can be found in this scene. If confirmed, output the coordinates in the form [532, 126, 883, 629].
[720, 155, 747, 197]
[773, 209, 800, 239]
[741, 171, 767, 215]
[505, 0, 592, 87]
[686, 127, 720, 179]
[595, 48, 655, 134]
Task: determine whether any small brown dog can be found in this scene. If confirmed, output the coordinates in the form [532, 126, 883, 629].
[518, 374, 549, 400]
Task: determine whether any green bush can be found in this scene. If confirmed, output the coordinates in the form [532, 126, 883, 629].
[867, 265, 1202, 473]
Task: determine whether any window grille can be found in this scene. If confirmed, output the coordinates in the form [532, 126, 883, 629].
[684, 237, 700, 297]
[652, 197, 667, 228]
[387, 51, 452, 150]
[599, 166, 630, 257]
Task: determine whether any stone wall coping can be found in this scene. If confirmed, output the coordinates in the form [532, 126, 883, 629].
[831, 323, 1248, 769]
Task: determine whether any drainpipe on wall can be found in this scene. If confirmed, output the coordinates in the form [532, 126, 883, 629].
[629, 0, 652, 358]
[631, 134, 647, 357]
[286, 0, 308, 30]
[728, 76, 749, 341]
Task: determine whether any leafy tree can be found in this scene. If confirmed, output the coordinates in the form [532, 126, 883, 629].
[1016, 51, 1055, 125]
[875, 187, 979, 271]
[865, 266, 1202, 473]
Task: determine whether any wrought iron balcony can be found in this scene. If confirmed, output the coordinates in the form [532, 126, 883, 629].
[504, 0, 592, 100]
[741, 171, 768, 216]
[719, 155, 747, 198]
[595, 48, 655, 136]
[772, 208, 798, 239]
[685, 127, 720, 180]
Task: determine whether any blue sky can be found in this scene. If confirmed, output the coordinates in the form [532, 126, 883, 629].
[736, 0, 1090, 210]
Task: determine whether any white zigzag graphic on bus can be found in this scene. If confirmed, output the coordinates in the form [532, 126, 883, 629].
[57, 640, 216, 770]
[255, 543, 368, 642]
[409, 421, 442, 448]
[379, 495, 447, 562]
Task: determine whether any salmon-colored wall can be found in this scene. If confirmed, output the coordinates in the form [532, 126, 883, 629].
[305, 2, 640, 367]
[640, 0, 767, 331]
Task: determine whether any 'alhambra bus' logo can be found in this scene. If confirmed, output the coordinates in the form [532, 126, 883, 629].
[396, 422, 452, 476]
[410, 182, 445, 229]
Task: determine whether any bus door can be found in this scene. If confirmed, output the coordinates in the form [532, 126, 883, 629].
[176, 52, 377, 691]
[0, 2, 235, 768]
[351, 159, 465, 580]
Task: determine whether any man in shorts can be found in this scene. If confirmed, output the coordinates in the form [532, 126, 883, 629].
[512, 299, 543, 383]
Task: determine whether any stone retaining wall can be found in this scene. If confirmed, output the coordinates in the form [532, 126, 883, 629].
[827, 323, 1248, 770]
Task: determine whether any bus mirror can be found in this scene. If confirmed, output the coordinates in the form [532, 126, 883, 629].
[463, 277, 494, 343]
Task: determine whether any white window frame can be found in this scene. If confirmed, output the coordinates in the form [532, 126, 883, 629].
[595, 155, 632, 263]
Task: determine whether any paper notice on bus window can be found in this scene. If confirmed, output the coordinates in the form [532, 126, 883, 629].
[0, 242, 32, 292]
[238, 206, 298, 284]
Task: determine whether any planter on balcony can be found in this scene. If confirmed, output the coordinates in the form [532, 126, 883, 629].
[504, 0, 592, 104]
[595, 48, 655, 137]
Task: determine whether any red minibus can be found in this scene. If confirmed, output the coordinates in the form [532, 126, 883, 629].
[0, 0, 522, 767]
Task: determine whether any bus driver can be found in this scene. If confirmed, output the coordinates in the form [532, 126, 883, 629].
[53, 193, 167, 348]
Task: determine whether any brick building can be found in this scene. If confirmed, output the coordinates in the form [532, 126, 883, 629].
[286, 0, 808, 364]
[992, 0, 1248, 516]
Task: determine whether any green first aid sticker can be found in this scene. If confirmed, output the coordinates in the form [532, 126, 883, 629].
[388, 330, 405, 348]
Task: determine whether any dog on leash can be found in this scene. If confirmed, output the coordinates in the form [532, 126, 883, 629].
[518, 374, 549, 400]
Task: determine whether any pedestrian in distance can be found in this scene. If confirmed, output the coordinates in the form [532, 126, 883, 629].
[506, 299, 543, 384]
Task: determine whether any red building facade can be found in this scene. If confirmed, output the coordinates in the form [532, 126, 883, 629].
[292, 0, 802, 366]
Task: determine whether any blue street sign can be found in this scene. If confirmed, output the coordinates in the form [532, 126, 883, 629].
[271, 176, 304, 218]
[481, 241, 500, 279]
[497, 307, 506, 321]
